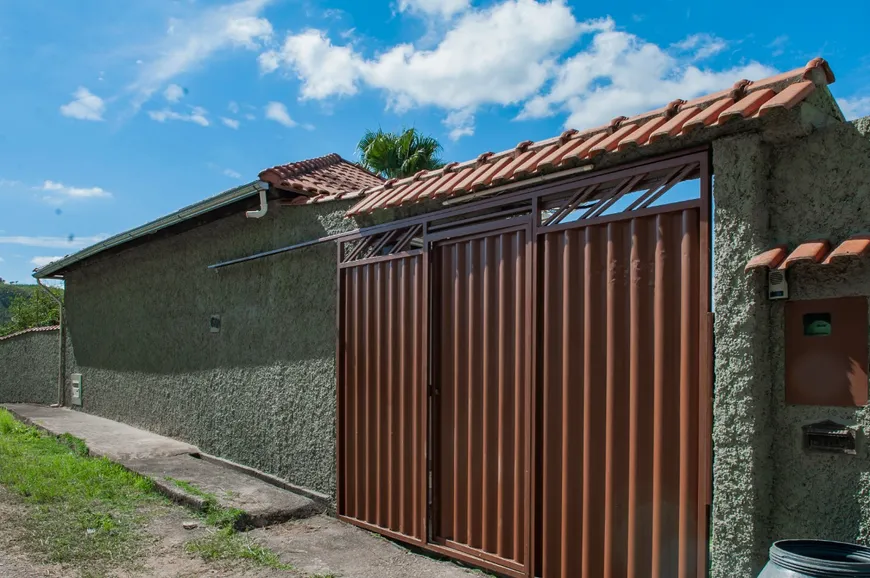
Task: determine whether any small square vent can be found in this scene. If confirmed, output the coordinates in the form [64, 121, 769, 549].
[210, 315, 221, 333]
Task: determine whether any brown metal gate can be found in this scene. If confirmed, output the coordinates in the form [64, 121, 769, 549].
[432, 226, 530, 573]
[337, 150, 711, 578]
[536, 209, 704, 578]
[337, 250, 427, 542]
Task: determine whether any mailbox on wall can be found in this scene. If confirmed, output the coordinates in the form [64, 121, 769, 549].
[786, 296, 868, 406]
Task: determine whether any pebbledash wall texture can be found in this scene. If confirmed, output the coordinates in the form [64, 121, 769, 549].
[0, 327, 59, 405]
[62, 200, 359, 498]
[711, 116, 870, 577]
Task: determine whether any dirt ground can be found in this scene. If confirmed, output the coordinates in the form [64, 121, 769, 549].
[0, 488, 481, 578]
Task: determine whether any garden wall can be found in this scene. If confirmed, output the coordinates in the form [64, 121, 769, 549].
[0, 326, 59, 405]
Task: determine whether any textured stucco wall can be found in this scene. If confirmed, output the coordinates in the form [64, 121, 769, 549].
[710, 133, 775, 577]
[0, 329, 58, 404]
[63, 200, 359, 497]
[710, 118, 870, 575]
[764, 121, 870, 545]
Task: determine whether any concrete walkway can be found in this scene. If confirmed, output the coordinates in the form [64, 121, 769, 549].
[2, 404, 319, 527]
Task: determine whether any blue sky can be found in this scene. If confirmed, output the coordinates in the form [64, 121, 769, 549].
[0, 0, 868, 283]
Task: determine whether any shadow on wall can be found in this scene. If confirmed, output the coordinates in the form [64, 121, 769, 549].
[63, 203, 347, 375]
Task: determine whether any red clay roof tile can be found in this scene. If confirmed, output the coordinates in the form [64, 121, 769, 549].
[719, 88, 777, 123]
[824, 235, 870, 263]
[343, 57, 835, 216]
[746, 235, 870, 271]
[514, 144, 558, 177]
[0, 325, 59, 342]
[451, 161, 500, 195]
[648, 107, 701, 143]
[259, 153, 384, 197]
[780, 240, 830, 269]
[473, 155, 514, 189]
[589, 123, 639, 156]
[536, 137, 586, 170]
[619, 117, 668, 151]
[559, 132, 610, 164]
[758, 81, 816, 117]
[493, 150, 536, 184]
[431, 169, 470, 199]
[745, 246, 788, 271]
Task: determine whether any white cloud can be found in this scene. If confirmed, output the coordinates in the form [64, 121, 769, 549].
[40, 180, 112, 199]
[221, 117, 240, 129]
[223, 168, 242, 179]
[148, 106, 209, 126]
[129, 0, 273, 108]
[244, 112, 256, 120]
[672, 33, 727, 61]
[260, 30, 362, 99]
[398, 0, 470, 19]
[59, 87, 106, 121]
[264, 101, 297, 127]
[0, 257, 4, 263]
[838, 96, 870, 121]
[228, 101, 240, 113]
[444, 108, 475, 140]
[257, 50, 281, 74]
[0, 179, 22, 188]
[30, 256, 63, 268]
[518, 22, 774, 128]
[0, 235, 108, 249]
[262, 1, 776, 138]
[260, 1, 606, 135]
[164, 83, 186, 102]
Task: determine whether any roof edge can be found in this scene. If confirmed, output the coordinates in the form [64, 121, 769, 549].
[0, 325, 60, 342]
[258, 153, 384, 195]
[34, 181, 267, 279]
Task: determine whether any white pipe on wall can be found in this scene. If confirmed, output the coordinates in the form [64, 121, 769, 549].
[246, 189, 268, 219]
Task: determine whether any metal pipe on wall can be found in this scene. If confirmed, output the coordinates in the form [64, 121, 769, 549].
[207, 230, 358, 270]
[36, 278, 65, 406]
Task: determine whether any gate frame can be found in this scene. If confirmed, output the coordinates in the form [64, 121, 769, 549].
[335, 146, 713, 578]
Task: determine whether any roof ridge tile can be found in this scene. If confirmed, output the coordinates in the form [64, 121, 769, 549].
[344, 56, 837, 217]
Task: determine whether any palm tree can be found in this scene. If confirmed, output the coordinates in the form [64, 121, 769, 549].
[356, 128, 445, 179]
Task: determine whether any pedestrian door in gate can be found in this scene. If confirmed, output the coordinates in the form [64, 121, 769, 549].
[337, 150, 712, 578]
[431, 224, 531, 573]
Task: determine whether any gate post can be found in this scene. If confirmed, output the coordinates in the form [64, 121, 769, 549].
[710, 133, 775, 577]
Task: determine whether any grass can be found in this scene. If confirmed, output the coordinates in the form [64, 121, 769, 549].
[185, 525, 293, 569]
[0, 409, 293, 575]
[166, 476, 292, 571]
[165, 476, 246, 528]
[0, 409, 162, 575]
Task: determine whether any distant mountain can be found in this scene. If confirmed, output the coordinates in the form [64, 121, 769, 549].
[0, 282, 39, 327]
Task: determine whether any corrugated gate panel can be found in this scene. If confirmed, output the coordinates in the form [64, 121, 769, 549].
[536, 208, 702, 578]
[338, 254, 426, 541]
[434, 229, 529, 572]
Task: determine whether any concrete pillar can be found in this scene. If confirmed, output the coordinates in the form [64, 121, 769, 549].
[710, 133, 774, 577]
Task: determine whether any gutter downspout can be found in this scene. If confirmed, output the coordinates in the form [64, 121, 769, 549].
[37, 279, 65, 407]
[246, 189, 268, 219]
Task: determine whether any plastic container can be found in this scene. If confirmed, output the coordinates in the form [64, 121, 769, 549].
[759, 540, 870, 577]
